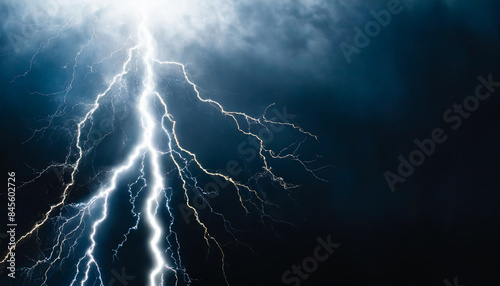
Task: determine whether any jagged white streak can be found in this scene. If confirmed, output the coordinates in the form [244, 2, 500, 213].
[3, 5, 327, 286]
[138, 20, 171, 286]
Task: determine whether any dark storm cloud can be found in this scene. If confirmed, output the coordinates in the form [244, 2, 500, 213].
[188, 0, 500, 121]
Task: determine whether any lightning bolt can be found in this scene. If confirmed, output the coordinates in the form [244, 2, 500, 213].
[2, 4, 327, 286]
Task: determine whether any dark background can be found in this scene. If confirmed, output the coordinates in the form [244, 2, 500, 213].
[1, 0, 499, 285]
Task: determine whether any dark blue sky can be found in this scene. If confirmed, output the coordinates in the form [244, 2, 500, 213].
[1, 1, 499, 285]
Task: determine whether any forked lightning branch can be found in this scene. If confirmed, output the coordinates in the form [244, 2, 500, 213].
[1, 5, 326, 286]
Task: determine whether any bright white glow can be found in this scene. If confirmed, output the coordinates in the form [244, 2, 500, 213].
[137, 20, 171, 286]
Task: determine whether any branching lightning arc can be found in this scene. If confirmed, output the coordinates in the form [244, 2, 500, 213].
[1, 3, 326, 286]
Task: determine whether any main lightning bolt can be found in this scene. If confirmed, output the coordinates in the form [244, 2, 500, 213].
[2, 4, 327, 286]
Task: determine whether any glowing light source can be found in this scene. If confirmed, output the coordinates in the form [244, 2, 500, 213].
[1, 1, 326, 285]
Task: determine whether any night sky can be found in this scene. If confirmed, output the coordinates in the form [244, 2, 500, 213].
[1, 1, 499, 286]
